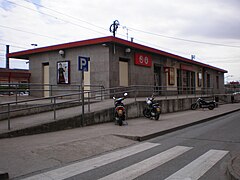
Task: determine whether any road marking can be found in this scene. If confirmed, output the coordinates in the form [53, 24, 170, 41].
[165, 149, 229, 180]
[21, 142, 160, 180]
[99, 146, 192, 180]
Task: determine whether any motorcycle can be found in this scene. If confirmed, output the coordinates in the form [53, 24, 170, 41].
[113, 93, 128, 126]
[143, 94, 161, 120]
[191, 97, 216, 110]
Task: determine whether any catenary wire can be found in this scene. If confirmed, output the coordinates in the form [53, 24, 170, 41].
[4, 0, 107, 36]
[0, 25, 63, 41]
[128, 27, 240, 48]
[21, 0, 108, 32]
[0, 42, 28, 50]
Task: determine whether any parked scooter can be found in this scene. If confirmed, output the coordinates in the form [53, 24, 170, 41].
[191, 97, 216, 110]
[143, 94, 161, 120]
[113, 93, 128, 126]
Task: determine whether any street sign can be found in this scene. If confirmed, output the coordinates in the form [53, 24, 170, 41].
[78, 56, 89, 126]
[78, 56, 89, 71]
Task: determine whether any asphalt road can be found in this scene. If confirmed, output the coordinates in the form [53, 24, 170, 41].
[19, 110, 240, 180]
[145, 109, 240, 180]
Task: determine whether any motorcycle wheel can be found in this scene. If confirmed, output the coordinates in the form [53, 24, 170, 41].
[191, 103, 198, 110]
[143, 108, 151, 118]
[118, 118, 123, 126]
[155, 114, 160, 120]
[114, 112, 118, 125]
[208, 104, 215, 110]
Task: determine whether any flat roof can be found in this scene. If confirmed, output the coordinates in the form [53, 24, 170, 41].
[7, 36, 227, 73]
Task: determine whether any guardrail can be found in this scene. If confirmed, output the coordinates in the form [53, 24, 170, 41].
[0, 85, 215, 130]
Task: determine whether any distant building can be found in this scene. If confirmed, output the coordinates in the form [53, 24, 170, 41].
[0, 68, 30, 83]
[7, 36, 227, 97]
[225, 81, 240, 93]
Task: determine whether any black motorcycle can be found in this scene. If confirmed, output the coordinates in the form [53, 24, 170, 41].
[113, 93, 128, 126]
[143, 95, 161, 120]
[191, 97, 216, 110]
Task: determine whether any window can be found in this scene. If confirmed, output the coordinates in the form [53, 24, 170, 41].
[197, 72, 202, 87]
[216, 76, 219, 89]
[207, 74, 210, 88]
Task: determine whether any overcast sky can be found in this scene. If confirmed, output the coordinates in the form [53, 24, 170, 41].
[0, 0, 240, 82]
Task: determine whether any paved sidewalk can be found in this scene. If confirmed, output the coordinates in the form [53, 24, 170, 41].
[0, 102, 239, 179]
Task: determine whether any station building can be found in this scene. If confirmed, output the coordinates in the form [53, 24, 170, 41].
[7, 36, 227, 97]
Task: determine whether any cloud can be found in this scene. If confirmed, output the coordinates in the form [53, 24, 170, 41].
[139, 0, 240, 40]
[177, 1, 240, 39]
[0, 0, 240, 80]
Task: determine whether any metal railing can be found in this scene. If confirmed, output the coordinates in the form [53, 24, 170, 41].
[0, 84, 215, 130]
[0, 83, 105, 103]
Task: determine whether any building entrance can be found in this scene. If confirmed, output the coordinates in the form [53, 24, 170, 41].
[119, 59, 129, 87]
[154, 65, 162, 94]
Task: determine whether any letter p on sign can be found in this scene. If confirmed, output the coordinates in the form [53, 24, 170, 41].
[78, 56, 89, 71]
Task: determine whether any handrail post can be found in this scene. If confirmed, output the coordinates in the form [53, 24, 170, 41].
[81, 87, 84, 127]
[50, 85, 53, 103]
[101, 86, 103, 101]
[134, 86, 137, 103]
[53, 97, 56, 120]
[8, 103, 10, 130]
[15, 85, 18, 104]
[78, 85, 81, 102]
[177, 88, 179, 99]
[88, 92, 90, 112]
[165, 87, 167, 100]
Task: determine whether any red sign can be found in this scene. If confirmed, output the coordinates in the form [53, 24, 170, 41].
[134, 53, 152, 67]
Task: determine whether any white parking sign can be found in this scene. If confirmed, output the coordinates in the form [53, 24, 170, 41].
[78, 56, 89, 71]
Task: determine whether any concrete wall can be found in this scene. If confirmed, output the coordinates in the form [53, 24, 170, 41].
[109, 44, 167, 88]
[163, 58, 225, 94]
[0, 97, 196, 123]
[109, 45, 153, 87]
[202, 68, 225, 94]
[29, 45, 109, 97]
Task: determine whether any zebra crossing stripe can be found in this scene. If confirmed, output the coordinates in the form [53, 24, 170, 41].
[164, 149, 229, 180]
[99, 146, 192, 180]
[21, 142, 160, 180]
